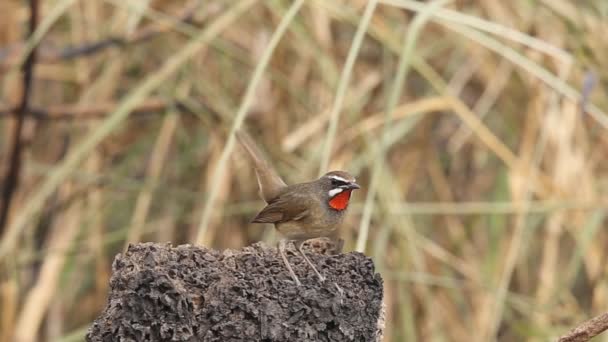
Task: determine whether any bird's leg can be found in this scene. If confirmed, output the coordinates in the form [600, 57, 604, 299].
[296, 240, 326, 283]
[332, 238, 345, 254]
[279, 239, 301, 286]
[298, 240, 345, 297]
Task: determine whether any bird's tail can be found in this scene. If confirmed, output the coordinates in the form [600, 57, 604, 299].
[235, 130, 287, 202]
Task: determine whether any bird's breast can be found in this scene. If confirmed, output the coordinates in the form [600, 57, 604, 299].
[275, 217, 342, 241]
[328, 190, 352, 210]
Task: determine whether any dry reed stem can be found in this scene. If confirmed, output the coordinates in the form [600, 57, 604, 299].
[449, 60, 513, 152]
[535, 65, 578, 327]
[195, 132, 232, 245]
[447, 96, 559, 198]
[14, 182, 82, 342]
[354, 95, 564, 199]
[281, 71, 381, 152]
[426, 149, 467, 248]
[342, 96, 451, 143]
[125, 112, 179, 247]
[0, 280, 18, 342]
[318, 0, 378, 175]
[195, 0, 304, 244]
[356, 0, 450, 253]
[85, 152, 109, 312]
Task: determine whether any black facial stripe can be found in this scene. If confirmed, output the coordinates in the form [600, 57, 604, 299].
[331, 179, 349, 187]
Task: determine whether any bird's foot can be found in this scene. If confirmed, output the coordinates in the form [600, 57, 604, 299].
[334, 282, 343, 294]
[290, 274, 302, 287]
[279, 240, 302, 286]
[334, 282, 344, 304]
[297, 242, 327, 284]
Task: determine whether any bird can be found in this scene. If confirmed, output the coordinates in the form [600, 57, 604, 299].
[236, 130, 360, 286]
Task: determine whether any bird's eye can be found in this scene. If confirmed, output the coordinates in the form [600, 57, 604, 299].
[331, 179, 347, 187]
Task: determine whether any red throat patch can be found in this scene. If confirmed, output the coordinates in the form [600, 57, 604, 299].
[329, 190, 352, 211]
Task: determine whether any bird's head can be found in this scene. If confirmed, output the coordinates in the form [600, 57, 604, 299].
[319, 171, 360, 211]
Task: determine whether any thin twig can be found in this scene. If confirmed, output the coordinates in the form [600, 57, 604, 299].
[0, 98, 198, 120]
[557, 312, 608, 342]
[0, 0, 39, 235]
[0, 0, 200, 71]
[318, 0, 378, 176]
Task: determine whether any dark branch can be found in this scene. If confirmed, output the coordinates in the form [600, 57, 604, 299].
[558, 311, 608, 342]
[0, 0, 39, 235]
[0, 98, 168, 120]
[0, 98, 210, 121]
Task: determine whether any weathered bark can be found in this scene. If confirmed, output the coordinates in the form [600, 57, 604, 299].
[87, 241, 384, 342]
[557, 311, 608, 342]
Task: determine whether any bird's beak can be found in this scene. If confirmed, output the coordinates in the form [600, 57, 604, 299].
[341, 182, 360, 190]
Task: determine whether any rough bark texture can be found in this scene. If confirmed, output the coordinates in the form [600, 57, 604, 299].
[557, 311, 608, 342]
[86, 241, 384, 342]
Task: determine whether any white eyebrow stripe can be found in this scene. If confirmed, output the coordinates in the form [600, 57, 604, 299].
[328, 175, 349, 183]
[328, 188, 343, 197]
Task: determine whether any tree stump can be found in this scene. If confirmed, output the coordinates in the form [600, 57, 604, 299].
[86, 241, 384, 342]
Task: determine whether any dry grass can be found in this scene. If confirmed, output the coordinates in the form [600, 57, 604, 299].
[1, 0, 608, 341]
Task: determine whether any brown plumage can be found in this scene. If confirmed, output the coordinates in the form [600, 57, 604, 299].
[236, 131, 360, 286]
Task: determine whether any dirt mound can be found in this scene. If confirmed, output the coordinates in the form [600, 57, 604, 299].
[86, 242, 384, 342]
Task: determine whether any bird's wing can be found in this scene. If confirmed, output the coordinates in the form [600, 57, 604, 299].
[251, 190, 310, 224]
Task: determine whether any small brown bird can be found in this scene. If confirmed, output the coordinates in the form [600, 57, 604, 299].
[236, 131, 360, 286]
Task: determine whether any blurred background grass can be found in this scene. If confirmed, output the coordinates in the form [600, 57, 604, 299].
[1, 0, 608, 341]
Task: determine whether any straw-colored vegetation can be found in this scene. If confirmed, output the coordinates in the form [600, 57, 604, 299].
[1, 0, 607, 341]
